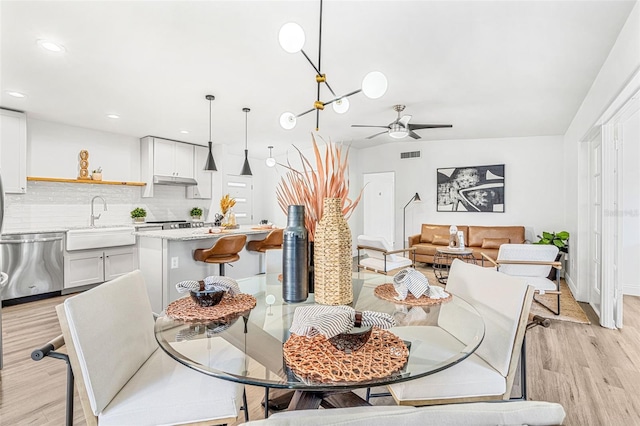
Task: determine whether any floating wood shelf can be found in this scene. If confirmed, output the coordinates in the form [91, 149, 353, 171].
[27, 176, 146, 186]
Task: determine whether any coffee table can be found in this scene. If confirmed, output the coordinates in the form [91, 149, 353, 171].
[155, 272, 484, 413]
[433, 247, 477, 284]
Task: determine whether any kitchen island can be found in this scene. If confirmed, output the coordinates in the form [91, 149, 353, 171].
[134, 226, 272, 312]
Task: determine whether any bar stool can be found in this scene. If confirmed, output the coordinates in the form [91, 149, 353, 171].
[193, 234, 247, 276]
[246, 229, 283, 273]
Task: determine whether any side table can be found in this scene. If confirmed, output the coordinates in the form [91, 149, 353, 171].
[433, 247, 477, 284]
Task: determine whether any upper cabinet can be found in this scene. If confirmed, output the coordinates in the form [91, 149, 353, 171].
[152, 138, 194, 178]
[0, 109, 27, 194]
[141, 136, 201, 198]
[186, 145, 213, 199]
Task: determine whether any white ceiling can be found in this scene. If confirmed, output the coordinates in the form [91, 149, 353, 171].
[0, 1, 636, 158]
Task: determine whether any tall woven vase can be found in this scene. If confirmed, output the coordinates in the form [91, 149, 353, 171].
[314, 198, 353, 305]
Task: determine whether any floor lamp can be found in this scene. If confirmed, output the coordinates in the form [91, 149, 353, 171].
[403, 193, 421, 248]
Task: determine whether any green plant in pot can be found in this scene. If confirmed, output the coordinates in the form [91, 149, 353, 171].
[130, 207, 147, 223]
[534, 231, 569, 253]
[190, 207, 203, 220]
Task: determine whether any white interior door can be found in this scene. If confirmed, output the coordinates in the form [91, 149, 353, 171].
[363, 172, 395, 246]
[225, 175, 253, 225]
[589, 133, 603, 317]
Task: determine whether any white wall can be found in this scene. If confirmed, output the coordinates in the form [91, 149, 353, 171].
[564, 2, 640, 300]
[28, 118, 139, 181]
[355, 135, 565, 249]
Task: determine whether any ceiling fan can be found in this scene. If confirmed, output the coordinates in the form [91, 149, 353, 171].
[352, 104, 452, 140]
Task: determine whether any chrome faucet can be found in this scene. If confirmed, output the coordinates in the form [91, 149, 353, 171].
[90, 196, 108, 227]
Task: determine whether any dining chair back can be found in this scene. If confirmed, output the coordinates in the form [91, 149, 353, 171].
[56, 269, 244, 425]
[388, 260, 534, 406]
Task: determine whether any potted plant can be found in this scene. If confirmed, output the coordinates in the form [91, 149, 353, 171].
[190, 207, 203, 221]
[130, 207, 147, 223]
[91, 166, 103, 181]
[534, 231, 570, 253]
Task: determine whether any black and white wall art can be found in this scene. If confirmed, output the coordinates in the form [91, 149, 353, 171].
[437, 164, 505, 212]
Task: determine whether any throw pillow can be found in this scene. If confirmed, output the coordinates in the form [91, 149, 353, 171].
[482, 237, 510, 249]
[432, 234, 450, 246]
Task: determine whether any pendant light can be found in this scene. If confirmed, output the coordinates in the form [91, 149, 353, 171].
[240, 107, 252, 176]
[265, 145, 276, 167]
[203, 94, 217, 171]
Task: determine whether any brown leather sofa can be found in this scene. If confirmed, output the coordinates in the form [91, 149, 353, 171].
[408, 224, 525, 264]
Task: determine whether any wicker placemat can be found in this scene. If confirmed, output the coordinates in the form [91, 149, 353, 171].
[166, 293, 256, 321]
[283, 328, 409, 383]
[374, 283, 453, 306]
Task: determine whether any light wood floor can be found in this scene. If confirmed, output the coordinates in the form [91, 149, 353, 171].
[1, 294, 639, 425]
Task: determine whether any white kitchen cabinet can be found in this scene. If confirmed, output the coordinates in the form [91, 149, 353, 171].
[0, 109, 27, 193]
[186, 145, 213, 199]
[64, 246, 136, 290]
[153, 138, 194, 178]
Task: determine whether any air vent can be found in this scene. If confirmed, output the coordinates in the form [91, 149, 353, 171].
[400, 151, 421, 159]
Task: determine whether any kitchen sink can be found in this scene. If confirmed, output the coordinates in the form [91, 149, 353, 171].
[66, 226, 136, 251]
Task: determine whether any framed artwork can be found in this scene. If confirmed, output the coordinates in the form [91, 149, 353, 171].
[437, 164, 505, 212]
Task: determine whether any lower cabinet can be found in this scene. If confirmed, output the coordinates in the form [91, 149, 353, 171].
[64, 246, 136, 290]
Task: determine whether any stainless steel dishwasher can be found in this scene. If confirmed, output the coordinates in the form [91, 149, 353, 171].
[0, 232, 64, 303]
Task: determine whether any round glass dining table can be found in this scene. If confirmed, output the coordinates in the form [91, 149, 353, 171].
[154, 271, 485, 410]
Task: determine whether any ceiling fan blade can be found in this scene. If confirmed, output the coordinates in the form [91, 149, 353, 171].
[351, 125, 389, 129]
[407, 124, 453, 130]
[366, 130, 389, 140]
[398, 115, 412, 127]
[409, 130, 422, 139]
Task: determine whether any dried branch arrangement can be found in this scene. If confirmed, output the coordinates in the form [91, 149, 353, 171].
[220, 194, 236, 215]
[276, 135, 362, 241]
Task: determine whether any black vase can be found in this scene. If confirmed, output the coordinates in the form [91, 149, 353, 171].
[308, 241, 314, 294]
[282, 205, 309, 303]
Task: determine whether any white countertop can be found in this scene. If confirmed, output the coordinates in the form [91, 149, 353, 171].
[133, 226, 272, 241]
[2, 223, 154, 236]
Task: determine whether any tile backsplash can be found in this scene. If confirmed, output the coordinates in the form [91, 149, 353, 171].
[3, 182, 212, 232]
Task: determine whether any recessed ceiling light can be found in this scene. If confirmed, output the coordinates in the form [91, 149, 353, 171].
[7, 91, 26, 98]
[37, 39, 65, 53]
[180, 130, 189, 134]
[106, 114, 120, 119]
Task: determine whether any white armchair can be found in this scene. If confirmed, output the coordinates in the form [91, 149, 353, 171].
[357, 235, 416, 275]
[56, 270, 245, 425]
[482, 244, 562, 315]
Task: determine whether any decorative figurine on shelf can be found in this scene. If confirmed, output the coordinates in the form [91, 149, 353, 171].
[91, 166, 103, 181]
[78, 150, 90, 180]
[457, 230, 465, 249]
[448, 225, 458, 249]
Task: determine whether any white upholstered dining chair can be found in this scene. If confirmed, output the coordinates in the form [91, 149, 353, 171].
[387, 260, 534, 406]
[56, 270, 245, 426]
[357, 235, 416, 275]
[482, 244, 562, 315]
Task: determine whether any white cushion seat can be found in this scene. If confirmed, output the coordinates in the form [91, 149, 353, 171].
[99, 346, 243, 426]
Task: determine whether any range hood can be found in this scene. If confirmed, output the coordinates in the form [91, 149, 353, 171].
[153, 175, 198, 186]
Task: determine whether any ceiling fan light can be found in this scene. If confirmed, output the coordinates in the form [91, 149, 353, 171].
[362, 71, 388, 99]
[279, 111, 297, 130]
[278, 22, 305, 53]
[332, 97, 350, 114]
[389, 123, 408, 139]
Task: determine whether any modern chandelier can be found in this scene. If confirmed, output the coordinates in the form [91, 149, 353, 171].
[278, 0, 388, 131]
